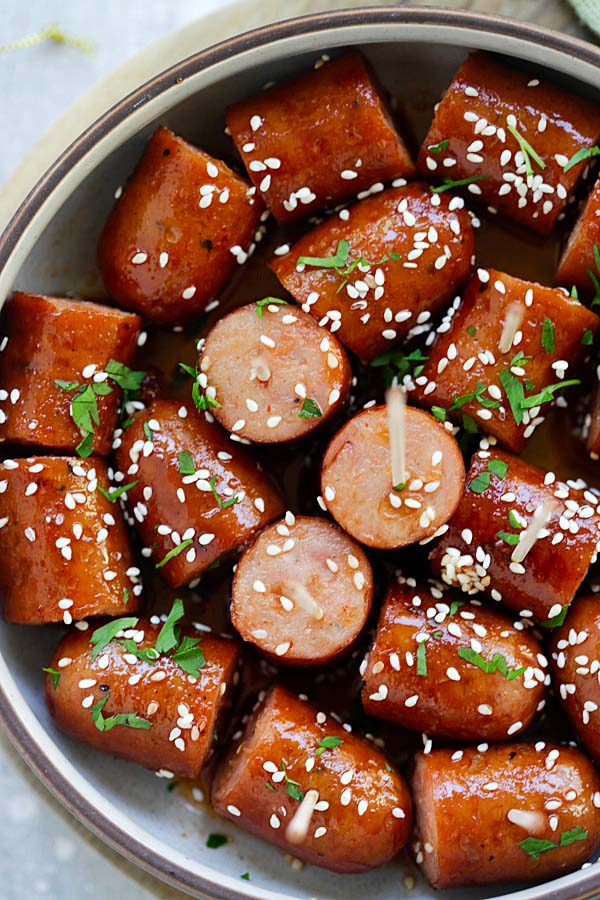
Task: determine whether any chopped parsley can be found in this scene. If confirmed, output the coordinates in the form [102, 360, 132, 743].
[582, 329, 594, 346]
[540, 604, 569, 629]
[541, 318, 555, 353]
[298, 397, 323, 419]
[416, 640, 428, 676]
[496, 530, 520, 546]
[520, 827, 588, 859]
[240, 873, 250, 881]
[394, 482, 407, 492]
[256, 297, 288, 317]
[431, 406, 446, 422]
[209, 474, 240, 510]
[449, 599, 466, 616]
[91, 693, 152, 732]
[155, 598, 185, 654]
[587, 244, 600, 306]
[371, 348, 428, 387]
[316, 735, 343, 756]
[430, 175, 488, 193]
[507, 124, 546, 177]
[43, 667, 61, 689]
[487, 459, 508, 479]
[55, 360, 145, 458]
[155, 539, 193, 570]
[177, 450, 195, 475]
[171, 634, 206, 677]
[280, 762, 304, 801]
[143, 421, 154, 442]
[563, 146, 600, 173]
[458, 648, 526, 681]
[97, 480, 139, 502]
[178, 362, 220, 412]
[428, 139, 449, 154]
[469, 471, 491, 494]
[298, 239, 350, 269]
[206, 834, 228, 849]
[449, 382, 500, 413]
[90, 616, 139, 660]
[467, 326, 477, 337]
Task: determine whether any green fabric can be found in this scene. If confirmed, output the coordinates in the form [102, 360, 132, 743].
[570, 0, 600, 37]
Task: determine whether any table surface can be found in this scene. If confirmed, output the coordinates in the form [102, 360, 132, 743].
[0, 0, 591, 897]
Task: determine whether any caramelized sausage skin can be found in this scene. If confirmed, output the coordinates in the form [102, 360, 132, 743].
[0, 292, 141, 455]
[199, 302, 351, 443]
[429, 448, 600, 622]
[549, 595, 600, 766]
[271, 182, 475, 362]
[556, 174, 600, 293]
[231, 515, 373, 665]
[412, 269, 599, 452]
[45, 624, 240, 778]
[418, 52, 600, 233]
[321, 404, 465, 549]
[362, 580, 546, 740]
[114, 400, 284, 588]
[211, 685, 412, 873]
[0, 456, 140, 624]
[412, 743, 600, 888]
[226, 51, 414, 224]
[98, 127, 262, 325]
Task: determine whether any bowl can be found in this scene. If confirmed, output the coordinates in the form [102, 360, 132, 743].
[1, 6, 600, 900]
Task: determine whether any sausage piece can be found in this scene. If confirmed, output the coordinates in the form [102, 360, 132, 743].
[412, 268, 599, 452]
[271, 182, 475, 362]
[231, 515, 373, 665]
[226, 51, 414, 224]
[113, 399, 284, 588]
[0, 292, 141, 456]
[321, 404, 465, 549]
[211, 685, 411, 872]
[429, 447, 600, 622]
[556, 173, 600, 295]
[45, 618, 240, 778]
[586, 379, 600, 458]
[549, 595, 600, 766]
[198, 301, 351, 443]
[98, 126, 263, 325]
[417, 52, 600, 234]
[0, 456, 141, 624]
[412, 743, 600, 888]
[361, 578, 546, 741]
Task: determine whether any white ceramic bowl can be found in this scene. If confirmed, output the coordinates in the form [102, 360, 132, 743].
[2, 7, 600, 900]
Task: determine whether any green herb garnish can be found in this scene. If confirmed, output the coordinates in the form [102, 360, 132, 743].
[371, 348, 428, 387]
[209, 475, 240, 510]
[428, 139, 449, 154]
[43, 667, 61, 688]
[563, 146, 600, 173]
[520, 828, 588, 859]
[90, 616, 139, 660]
[256, 297, 288, 317]
[540, 604, 569, 629]
[416, 641, 428, 676]
[458, 648, 526, 681]
[178, 362, 221, 412]
[97, 480, 139, 503]
[177, 451, 195, 475]
[316, 735, 343, 756]
[298, 240, 350, 269]
[582, 329, 594, 346]
[155, 540, 193, 570]
[91, 693, 152, 732]
[298, 398, 323, 419]
[507, 124, 546, 177]
[430, 175, 488, 193]
[206, 834, 228, 849]
[541, 318, 555, 353]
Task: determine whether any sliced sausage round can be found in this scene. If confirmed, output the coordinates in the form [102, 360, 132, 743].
[412, 743, 600, 888]
[211, 684, 412, 873]
[46, 616, 240, 778]
[320, 404, 465, 549]
[362, 579, 547, 741]
[231, 514, 373, 665]
[199, 301, 351, 443]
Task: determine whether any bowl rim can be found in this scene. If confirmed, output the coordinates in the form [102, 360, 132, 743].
[2, 6, 600, 900]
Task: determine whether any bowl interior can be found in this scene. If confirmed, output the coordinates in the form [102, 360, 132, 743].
[2, 14, 600, 900]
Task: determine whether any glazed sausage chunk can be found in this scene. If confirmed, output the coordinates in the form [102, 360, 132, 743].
[549, 595, 600, 766]
[271, 183, 475, 362]
[362, 578, 546, 741]
[226, 50, 414, 224]
[418, 52, 600, 234]
[114, 400, 284, 588]
[45, 610, 240, 778]
[321, 404, 465, 549]
[198, 301, 351, 443]
[412, 744, 600, 888]
[0, 456, 141, 624]
[430, 447, 600, 623]
[231, 514, 373, 665]
[98, 126, 263, 325]
[211, 685, 411, 872]
[556, 173, 600, 295]
[585, 379, 600, 458]
[0, 292, 141, 456]
[412, 268, 598, 452]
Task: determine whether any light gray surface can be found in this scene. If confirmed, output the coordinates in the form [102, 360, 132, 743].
[0, 1, 591, 899]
